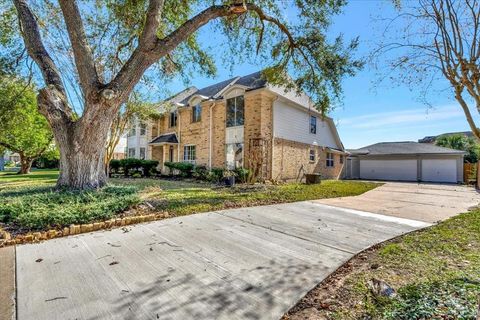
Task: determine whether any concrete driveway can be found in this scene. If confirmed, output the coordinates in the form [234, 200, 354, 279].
[10, 201, 430, 320]
[315, 182, 480, 223]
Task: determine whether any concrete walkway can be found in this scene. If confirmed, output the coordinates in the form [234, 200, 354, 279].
[315, 182, 480, 223]
[13, 201, 430, 320]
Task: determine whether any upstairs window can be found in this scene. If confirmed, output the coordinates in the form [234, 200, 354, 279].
[192, 104, 202, 123]
[183, 145, 196, 163]
[140, 122, 147, 136]
[326, 152, 334, 167]
[169, 111, 177, 127]
[309, 149, 315, 162]
[310, 115, 317, 134]
[226, 96, 245, 127]
[128, 126, 136, 137]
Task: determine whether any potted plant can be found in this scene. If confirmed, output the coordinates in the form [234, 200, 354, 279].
[223, 170, 236, 187]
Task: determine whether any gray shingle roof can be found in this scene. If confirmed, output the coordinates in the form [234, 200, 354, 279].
[350, 141, 466, 155]
[178, 71, 267, 105]
[150, 133, 178, 144]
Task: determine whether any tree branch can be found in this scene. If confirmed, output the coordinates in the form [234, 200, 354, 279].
[58, 0, 100, 97]
[13, 0, 65, 96]
[0, 140, 21, 153]
[108, 2, 301, 105]
[139, 0, 165, 49]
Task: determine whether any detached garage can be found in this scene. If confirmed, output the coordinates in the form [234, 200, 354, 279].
[345, 142, 465, 183]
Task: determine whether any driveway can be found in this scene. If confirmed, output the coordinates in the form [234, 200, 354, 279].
[315, 182, 480, 223]
[10, 201, 430, 320]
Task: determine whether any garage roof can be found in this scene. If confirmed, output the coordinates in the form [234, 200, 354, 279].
[349, 141, 466, 156]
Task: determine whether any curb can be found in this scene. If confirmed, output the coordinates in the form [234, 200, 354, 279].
[0, 212, 170, 247]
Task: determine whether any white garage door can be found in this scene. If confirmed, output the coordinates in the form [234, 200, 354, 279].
[421, 159, 457, 183]
[360, 159, 418, 181]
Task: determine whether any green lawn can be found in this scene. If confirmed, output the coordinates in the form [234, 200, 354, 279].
[289, 209, 480, 319]
[0, 169, 379, 232]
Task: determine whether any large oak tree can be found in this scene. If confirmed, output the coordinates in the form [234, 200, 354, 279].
[8, 0, 361, 189]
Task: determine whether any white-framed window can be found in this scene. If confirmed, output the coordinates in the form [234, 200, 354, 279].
[192, 104, 202, 122]
[183, 145, 196, 163]
[326, 152, 334, 167]
[128, 126, 136, 137]
[310, 115, 317, 134]
[226, 143, 244, 169]
[140, 147, 146, 160]
[128, 148, 135, 158]
[226, 96, 245, 127]
[140, 122, 147, 136]
[309, 149, 315, 162]
[169, 111, 177, 127]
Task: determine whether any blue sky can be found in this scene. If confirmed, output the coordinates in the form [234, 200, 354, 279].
[159, 1, 474, 149]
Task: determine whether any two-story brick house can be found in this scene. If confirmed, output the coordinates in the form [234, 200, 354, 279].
[127, 71, 346, 181]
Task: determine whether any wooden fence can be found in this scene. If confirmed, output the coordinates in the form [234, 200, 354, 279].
[464, 163, 477, 186]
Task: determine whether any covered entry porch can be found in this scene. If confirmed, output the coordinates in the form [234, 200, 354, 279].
[149, 133, 179, 173]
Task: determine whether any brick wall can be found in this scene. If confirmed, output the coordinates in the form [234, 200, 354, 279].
[244, 90, 275, 179]
[272, 138, 344, 182]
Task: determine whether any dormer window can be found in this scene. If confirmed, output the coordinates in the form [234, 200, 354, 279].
[169, 111, 177, 127]
[192, 104, 202, 123]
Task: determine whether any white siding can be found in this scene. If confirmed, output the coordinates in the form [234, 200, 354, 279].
[273, 99, 339, 148]
[225, 127, 244, 144]
[126, 119, 150, 159]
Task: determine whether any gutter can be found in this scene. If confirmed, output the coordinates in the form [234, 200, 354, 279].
[271, 95, 279, 180]
[177, 111, 181, 161]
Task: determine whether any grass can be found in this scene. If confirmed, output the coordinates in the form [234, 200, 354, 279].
[319, 209, 480, 319]
[0, 169, 378, 232]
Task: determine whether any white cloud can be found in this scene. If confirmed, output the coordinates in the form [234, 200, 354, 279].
[338, 105, 465, 129]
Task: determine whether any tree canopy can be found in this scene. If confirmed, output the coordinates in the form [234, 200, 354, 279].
[436, 134, 480, 163]
[4, 0, 362, 113]
[372, 0, 480, 140]
[0, 77, 53, 173]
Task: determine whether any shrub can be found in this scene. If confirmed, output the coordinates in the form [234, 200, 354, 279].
[192, 165, 209, 180]
[119, 158, 143, 177]
[141, 160, 159, 177]
[109, 159, 121, 174]
[164, 162, 195, 177]
[234, 167, 250, 183]
[208, 167, 225, 183]
[0, 185, 141, 230]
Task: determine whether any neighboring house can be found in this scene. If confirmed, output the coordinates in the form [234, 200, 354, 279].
[345, 141, 465, 183]
[127, 71, 346, 181]
[418, 131, 473, 143]
[113, 136, 127, 160]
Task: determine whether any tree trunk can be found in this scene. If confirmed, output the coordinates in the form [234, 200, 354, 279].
[38, 89, 117, 190]
[18, 154, 33, 174]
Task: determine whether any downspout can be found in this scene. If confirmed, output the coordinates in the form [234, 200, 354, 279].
[208, 101, 217, 168]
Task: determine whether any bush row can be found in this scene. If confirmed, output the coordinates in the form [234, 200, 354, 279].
[164, 162, 250, 183]
[110, 158, 159, 177]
